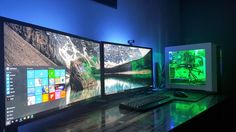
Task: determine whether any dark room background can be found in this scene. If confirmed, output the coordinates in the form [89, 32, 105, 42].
[180, 0, 236, 94]
[1, 0, 236, 131]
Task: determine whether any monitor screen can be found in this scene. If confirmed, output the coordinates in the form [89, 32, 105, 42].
[3, 19, 101, 126]
[103, 42, 153, 95]
[165, 43, 217, 92]
[168, 49, 206, 85]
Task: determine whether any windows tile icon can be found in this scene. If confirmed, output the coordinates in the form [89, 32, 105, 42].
[49, 92, 55, 101]
[35, 70, 48, 78]
[55, 92, 61, 99]
[42, 86, 49, 94]
[35, 87, 42, 95]
[49, 85, 55, 93]
[60, 69, 65, 76]
[27, 87, 35, 96]
[42, 78, 48, 86]
[60, 76, 65, 83]
[27, 79, 35, 88]
[42, 94, 49, 102]
[48, 69, 55, 78]
[35, 78, 42, 87]
[28, 96, 36, 105]
[35, 95, 42, 104]
[27, 68, 66, 106]
[27, 70, 34, 79]
[54, 78, 61, 84]
[60, 91, 66, 98]
[55, 70, 61, 77]
[49, 78, 55, 85]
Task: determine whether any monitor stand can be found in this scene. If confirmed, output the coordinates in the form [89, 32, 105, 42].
[152, 87, 166, 92]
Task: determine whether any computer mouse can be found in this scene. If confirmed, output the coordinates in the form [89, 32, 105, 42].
[173, 91, 188, 98]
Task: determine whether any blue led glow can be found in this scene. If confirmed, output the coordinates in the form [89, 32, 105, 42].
[1, 1, 163, 131]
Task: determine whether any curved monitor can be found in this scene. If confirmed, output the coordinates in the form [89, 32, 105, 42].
[165, 42, 217, 92]
[1, 17, 101, 128]
[103, 42, 153, 95]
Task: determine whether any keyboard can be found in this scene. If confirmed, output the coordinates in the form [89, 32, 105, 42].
[119, 94, 172, 112]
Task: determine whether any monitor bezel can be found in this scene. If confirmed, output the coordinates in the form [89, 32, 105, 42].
[165, 42, 217, 92]
[101, 41, 154, 96]
[1, 16, 102, 129]
[0, 17, 6, 132]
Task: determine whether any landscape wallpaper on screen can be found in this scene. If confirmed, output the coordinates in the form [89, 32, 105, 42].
[4, 22, 101, 104]
[104, 44, 152, 94]
[168, 49, 206, 85]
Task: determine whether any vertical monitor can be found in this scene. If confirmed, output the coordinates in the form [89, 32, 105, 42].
[103, 42, 153, 95]
[165, 43, 217, 92]
[2, 18, 101, 127]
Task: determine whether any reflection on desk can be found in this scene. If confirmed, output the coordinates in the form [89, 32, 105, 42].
[46, 95, 222, 132]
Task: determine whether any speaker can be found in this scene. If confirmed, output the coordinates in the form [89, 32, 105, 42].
[154, 62, 161, 88]
[216, 45, 223, 94]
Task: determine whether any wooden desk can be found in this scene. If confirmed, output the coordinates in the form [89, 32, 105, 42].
[45, 94, 223, 132]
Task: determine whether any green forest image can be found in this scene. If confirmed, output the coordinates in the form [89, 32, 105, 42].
[104, 44, 152, 95]
[168, 49, 206, 85]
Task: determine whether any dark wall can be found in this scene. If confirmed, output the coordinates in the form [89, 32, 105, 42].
[180, 0, 236, 95]
[0, 0, 181, 83]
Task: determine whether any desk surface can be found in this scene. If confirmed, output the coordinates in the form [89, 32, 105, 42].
[46, 94, 223, 132]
